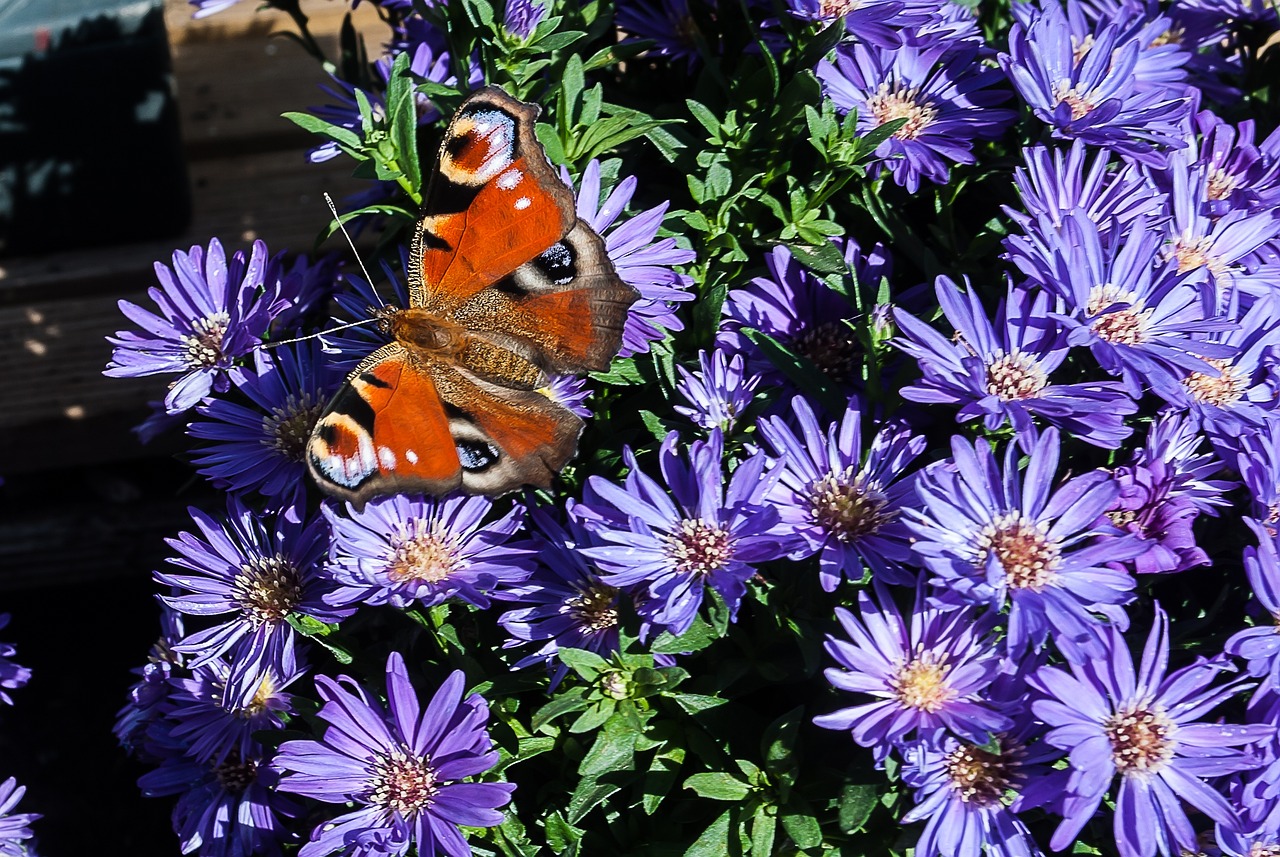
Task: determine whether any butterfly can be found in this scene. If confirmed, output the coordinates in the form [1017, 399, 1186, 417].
[306, 86, 639, 506]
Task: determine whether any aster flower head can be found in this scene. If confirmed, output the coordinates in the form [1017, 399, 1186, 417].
[1030, 606, 1273, 857]
[0, 616, 29, 706]
[1094, 460, 1210, 575]
[0, 778, 38, 857]
[115, 605, 187, 762]
[105, 239, 286, 413]
[188, 341, 337, 512]
[719, 240, 887, 391]
[1225, 519, 1280, 692]
[758, 395, 926, 590]
[1187, 109, 1280, 217]
[906, 429, 1150, 662]
[674, 349, 761, 433]
[999, 0, 1192, 165]
[816, 39, 1016, 193]
[562, 160, 695, 358]
[893, 277, 1138, 450]
[1010, 211, 1234, 401]
[274, 653, 515, 857]
[812, 582, 1013, 757]
[1136, 410, 1234, 514]
[616, 0, 709, 71]
[578, 430, 784, 636]
[155, 498, 350, 707]
[784, 0, 934, 47]
[322, 494, 536, 611]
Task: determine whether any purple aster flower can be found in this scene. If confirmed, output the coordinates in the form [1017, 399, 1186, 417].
[1061, 0, 1196, 98]
[140, 745, 299, 857]
[1093, 461, 1210, 575]
[1187, 109, 1280, 217]
[503, 0, 548, 38]
[1010, 212, 1233, 401]
[155, 498, 350, 707]
[815, 39, 1016, 193]
[274, 653, 515, 857]
[498, 505, 627, 684]
[719, 240, 889, 391]
[1226, 519, 1280, 692]
[0, 616, 29, 706]
[188, 341, 337, 513]
[543, 373, 593, 419]
[812, 583, 1013, 756]
[105, 239, 286, 413]
[616, 0, 709, 71]
[0, 778, 38, 857]
[999, 0, 1191, 165]
[784, 0, 933, 47]
[1137, 410, 1234, 514]
[893, 277, 1138, 450]
[115, 604, 186, 762]
[1030, 606, 1273, 857]
[563, 160, 695, 358]
[906, 429, 1149, 662]
[674, 349, 761, 433]
[758, 396, 925, 590]
[578, 430, 783, 636]
[166, 656, 304, 765]
[1007, 140, 1165, 238]
[320, 254, 413, 377]
[322, 494, 535, 610]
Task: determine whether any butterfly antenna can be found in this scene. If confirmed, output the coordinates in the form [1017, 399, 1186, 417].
[262, 318, 382, 349]
[325, 192, 385, 308]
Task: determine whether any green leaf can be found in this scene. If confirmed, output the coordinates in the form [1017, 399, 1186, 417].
[535, 122, 567, 167]
[763, 706, 803, 792]
[543, 812, 584, 855]
[569, 701, 616, 734]
[668, 693, 729, 716]
[578, 717, 638, 778]
[685, 772, 751, 801]
[705, 586, 732, 636]
[780, 803, 823, 849]
[750, 805, 777, 856]
[838, 783, 879, 834]
[537, 29, 586, 51]
[687, 99, 721, 137]
[531, 687, 591, 731]
[558, 646, 610, 680]
[282, 111, 363, 150]
[684, 808, 734, 857]
[643, 743, 686, 814]
[650, 613, 718, 654]
[387, 54, 421, 193]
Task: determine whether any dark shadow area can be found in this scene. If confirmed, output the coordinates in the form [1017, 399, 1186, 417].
[0, 1, 191, 257]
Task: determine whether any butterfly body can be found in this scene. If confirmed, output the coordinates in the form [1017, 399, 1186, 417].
[306, 87, 639, 506]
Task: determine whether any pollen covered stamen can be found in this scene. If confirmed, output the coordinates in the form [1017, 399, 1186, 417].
[368, 748, 439, 817]
[263, 392, 325, 462]
[977, 513, 1061, 591]
[567, 583, 620, 633]
[943, 743, 1015, 806]
[387, 522, 462, 584]
[791, 322, 859, 384]
[809, 467, 894, 542]
[1105, 702, 1177, 775]
[1170, 232, 1226, 275]
[889, 651, 957, 713]
[866, 84, 939, 140]
[1207, 167, 1240, 202]
[1183, 358, 1246, 407]
[232, 555, 303, 625]
[665, 519, 735, 576]
[985, 352, 1048, 401]
[1087, 285, 1152, 345]
[181, 312, 231, 369]
[1051, 81, 1098, 120]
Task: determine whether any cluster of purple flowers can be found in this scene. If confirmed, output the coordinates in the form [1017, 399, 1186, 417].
[0, 617, 39, 855]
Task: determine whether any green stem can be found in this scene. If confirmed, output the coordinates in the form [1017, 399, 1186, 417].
[270, 0, 331, 67]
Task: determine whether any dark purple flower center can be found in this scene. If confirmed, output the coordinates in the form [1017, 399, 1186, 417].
[1104, 702, 1177, 775]
[1183, 358, 1246, 407]
[889, 652, 957, 713]
[368, 749, 439, 816]
[790, 322, 858, 384]
[181, 312, 231, 369]
[985, 353, 1048, 401]
[808, 467, 892, 542]
[866, 85, 939, 140]
[232, 555, 303, 626]
[264, 393, 326, 462]
[567, 583, 620, 633]
[387, 523, 461, 584]
[214, 752, 260, 796]
[943, 742, 1015, 806]
[977, 514, 1061, 591]
[665, 519, 735, 576]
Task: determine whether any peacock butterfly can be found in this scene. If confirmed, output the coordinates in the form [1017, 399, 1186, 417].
[306, 86, 639, 505]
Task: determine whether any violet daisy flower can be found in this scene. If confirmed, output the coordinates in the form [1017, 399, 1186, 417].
[188, 341, 337, 513]
[893, 277, 1138, 450]
[0, 779, 38, 857]
[816, 39, 1016, 193]
[784, 0, 934, 47]
[1136, 410, 1233, 515]
[166, 656, 304, 765]
[155, 498, 349, 707]
[758, 396, 925, 590]
[139, 745, 299, 857]
[1007, 140, 1165, 238]
[999, 0, 1191, 165]
[616, 0, 708, 71]
[906, 429, 1149, 662]
[578, 430, 783, 636]
[322, 494, 535, 611]
[1030, 606, 1273, 857]
[1060, 0, 1195, 98]
[1226, 519, 1280, 692]
[274, 653, 515, 857]
[0, 616, 29, 706]
[812, 583, 1013, 756]
[1187, 109, 1280, 217]
[563, 160, 695, 358]
[674, 349, 761, 433]
[719, 240, 889, 391]
[105, 239, 286, 413]
[1010, 212, 1234, 401]
[1094, 460, 1210, 575]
